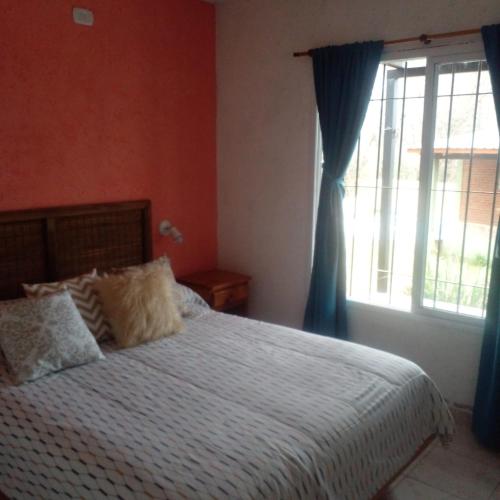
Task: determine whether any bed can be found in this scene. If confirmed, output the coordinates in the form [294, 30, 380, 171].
[0, 201, 454, 500]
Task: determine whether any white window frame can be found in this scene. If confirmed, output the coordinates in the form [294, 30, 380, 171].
[316, 34, 497, 327]
[412, 47, 491, 326]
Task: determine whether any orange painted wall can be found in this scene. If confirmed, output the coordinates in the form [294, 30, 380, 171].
[0, 0, 217, 276]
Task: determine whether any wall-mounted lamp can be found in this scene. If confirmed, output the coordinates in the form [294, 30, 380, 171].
[159, 220, 183, 244]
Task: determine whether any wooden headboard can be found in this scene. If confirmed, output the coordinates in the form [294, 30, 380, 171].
[0, 200, 152, 300]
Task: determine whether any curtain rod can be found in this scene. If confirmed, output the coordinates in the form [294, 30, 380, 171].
[293, 28, 481, 57]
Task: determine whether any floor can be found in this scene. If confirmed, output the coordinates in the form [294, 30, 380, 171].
[383, 410, 500, 499]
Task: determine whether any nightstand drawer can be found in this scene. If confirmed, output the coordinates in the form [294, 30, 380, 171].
[212, 284, 248, 310]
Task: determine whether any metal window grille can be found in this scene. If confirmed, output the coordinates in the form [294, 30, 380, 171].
[335, 54, 499, 319]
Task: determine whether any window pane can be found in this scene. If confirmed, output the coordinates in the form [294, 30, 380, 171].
[479, 62, 492, 93]
[371, 64, 386, 101]
[400, 98, 425, 182]
[345, 100, 383, 188]
[449, 95, 476, 143]
[339, 55, 499, 319]
[423, 60, 499, 318]
[346, 186, 378, 301]
[344, 58, 425, 310]
[475, 94, 500, 152]
[433, 96, 452, 150]
[438, 61, 485, 96]
[453, 62, 481, 95]
[437, 64, 453, 96]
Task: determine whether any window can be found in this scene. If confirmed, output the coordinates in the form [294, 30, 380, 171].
[334, 49, 499, 319]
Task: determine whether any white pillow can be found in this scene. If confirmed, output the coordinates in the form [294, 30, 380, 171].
[173, 283, 210, 316]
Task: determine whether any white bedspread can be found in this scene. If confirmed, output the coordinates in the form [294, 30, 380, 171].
[0, 309, 454, 500]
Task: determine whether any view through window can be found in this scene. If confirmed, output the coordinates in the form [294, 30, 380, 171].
[336, 53, 499, 318]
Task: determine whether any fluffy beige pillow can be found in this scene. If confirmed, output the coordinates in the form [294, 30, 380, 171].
[111, 256, 191, 316]
[94, 260, 183, 348]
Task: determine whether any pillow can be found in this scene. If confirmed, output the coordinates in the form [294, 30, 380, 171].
[94, 259, 183, 348]
[110, 256, 173, 279]
[173, 282, 210, 316]
[23, 270, 111, 342]
[0, 291, 104, 384]
[111, 257, 209, 316]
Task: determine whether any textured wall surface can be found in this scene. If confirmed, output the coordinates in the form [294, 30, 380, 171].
[0, 0, 216, 276]
[216, 0, 500, 405]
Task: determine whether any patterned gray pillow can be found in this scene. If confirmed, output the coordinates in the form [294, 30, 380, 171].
[0, 291, 104, 384]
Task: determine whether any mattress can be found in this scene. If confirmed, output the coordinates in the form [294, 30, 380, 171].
[0, 308, 454, 500]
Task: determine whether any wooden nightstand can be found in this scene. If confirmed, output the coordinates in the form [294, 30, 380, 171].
[178, 270, 251, 316]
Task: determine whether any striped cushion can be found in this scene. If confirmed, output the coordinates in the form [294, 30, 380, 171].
[23, 270, 111, 342]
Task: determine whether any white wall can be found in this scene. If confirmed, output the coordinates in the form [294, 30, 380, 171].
[216, 0, 500, 407]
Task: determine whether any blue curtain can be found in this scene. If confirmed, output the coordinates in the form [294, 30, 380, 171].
[303, 41, 383, 338]
[472, 24, 500, 450]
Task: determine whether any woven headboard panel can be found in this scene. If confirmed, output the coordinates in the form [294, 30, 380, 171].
[0, 200, 152, 300]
